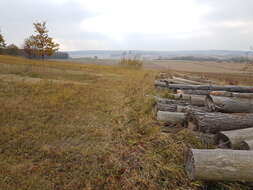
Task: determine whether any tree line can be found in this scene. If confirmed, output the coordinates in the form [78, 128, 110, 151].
[0, 22, 69, 59]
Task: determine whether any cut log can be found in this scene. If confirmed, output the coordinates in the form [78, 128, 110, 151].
[241, 140, 253, 150]
[172, 77, 204, 85]
[157, 111, 187, 126]
[186, 112, 253, 133]
[176, 105, 208, 113]
[173, 94, 206, 106]
[155, 82, 253, 93]
[185, 149, 253, 182]
[177, 89, 210, 95]
[152, 96, 189, 105]
[155, 103, 208, 113]
[155, 103, 177, 112]
[217, 128, 253, 149]
[160, 79, 188, 85]
[210, 91, 253, 99]
[205, 94, 253, 113]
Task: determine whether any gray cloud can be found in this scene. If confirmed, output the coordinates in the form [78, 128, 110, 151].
[1, 0, 253, 50]
[0, 0, 103, 48]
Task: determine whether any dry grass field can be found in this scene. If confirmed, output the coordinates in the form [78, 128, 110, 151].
[148, 60, 253, 86]
[149, 60, 253, 73]
[0, 55, 252, 190]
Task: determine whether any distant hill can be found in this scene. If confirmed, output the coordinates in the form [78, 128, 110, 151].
[68, 50, 253, 61]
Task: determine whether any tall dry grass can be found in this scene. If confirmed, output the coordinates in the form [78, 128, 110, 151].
[0, 55, 251, 190]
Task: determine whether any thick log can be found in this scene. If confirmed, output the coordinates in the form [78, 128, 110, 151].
[187, 112, 253, 133]
[241, 140, 253, 150]
[160, 79, 188, 85]
[173, 94, 206, 106]
[152, 96, 189, 105]
[176, 105, 208, 113]
[157, 111, 187, 126]
[155, 103, 207, 113]
[210, 91, 253, 99]
[177, 89, 210, 95]
[217, 128, 253, 149]
[155, 82, 253, 93]
[155, 103, 177, 112]
[205, 95, 253, 113]
[185, 149, 253, 182]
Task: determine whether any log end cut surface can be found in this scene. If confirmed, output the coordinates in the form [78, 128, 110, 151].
[185, 149, 195, 180]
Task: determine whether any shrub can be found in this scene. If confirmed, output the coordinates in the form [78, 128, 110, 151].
[5, 44, 19, 56]
[119, 57, 143, 69]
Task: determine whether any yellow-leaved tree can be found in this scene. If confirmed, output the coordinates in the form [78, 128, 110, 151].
[25, 22, 59, 59]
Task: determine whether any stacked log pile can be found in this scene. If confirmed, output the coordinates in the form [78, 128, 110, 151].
[155, 75, 253, 182]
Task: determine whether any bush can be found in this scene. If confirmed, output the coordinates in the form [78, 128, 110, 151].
[5, 44, 19, 56]
[119, 57, 143, 69]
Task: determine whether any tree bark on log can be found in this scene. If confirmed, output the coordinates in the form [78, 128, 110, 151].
[155, 82, 253, 93]
[173, 94, 206, 106]
[176, 105, 208, 114]
[157, 111, 187, 126]
[177, 89, 210, 95]
[186, 112, 253, 133]
[217, 128, 253, 149]
[155, 103, 177, 112]
[160, 79, 188, 85]
[205, 95, 253, 113]
[155, 103, 208, 113]
[210, 91, 253, 99]
[241, 140, 253, 150]
[152, 96, 189, 105]
[185, 149, 253, 182]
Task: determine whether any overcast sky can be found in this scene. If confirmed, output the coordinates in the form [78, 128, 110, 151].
[0, 0, 253, 51]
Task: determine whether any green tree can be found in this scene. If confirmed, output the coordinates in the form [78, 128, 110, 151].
[6, 44, 19, 56]
[28, 22, 59, 59]
[0, 31, 6, 54]
[23, 36, 37, 58]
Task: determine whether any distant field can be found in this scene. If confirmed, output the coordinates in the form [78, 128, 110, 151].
[148, 60, 253, 73]
[69, 57, 253, 73]
[69, 58, 253, 85]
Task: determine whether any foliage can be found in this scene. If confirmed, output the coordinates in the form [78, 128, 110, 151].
[5, 44, 19, 56]
[0, 31, 6, 54]
[24, 22, 59, 59]
[23, 36, 37, 58]
[119, 57, 143, 69]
